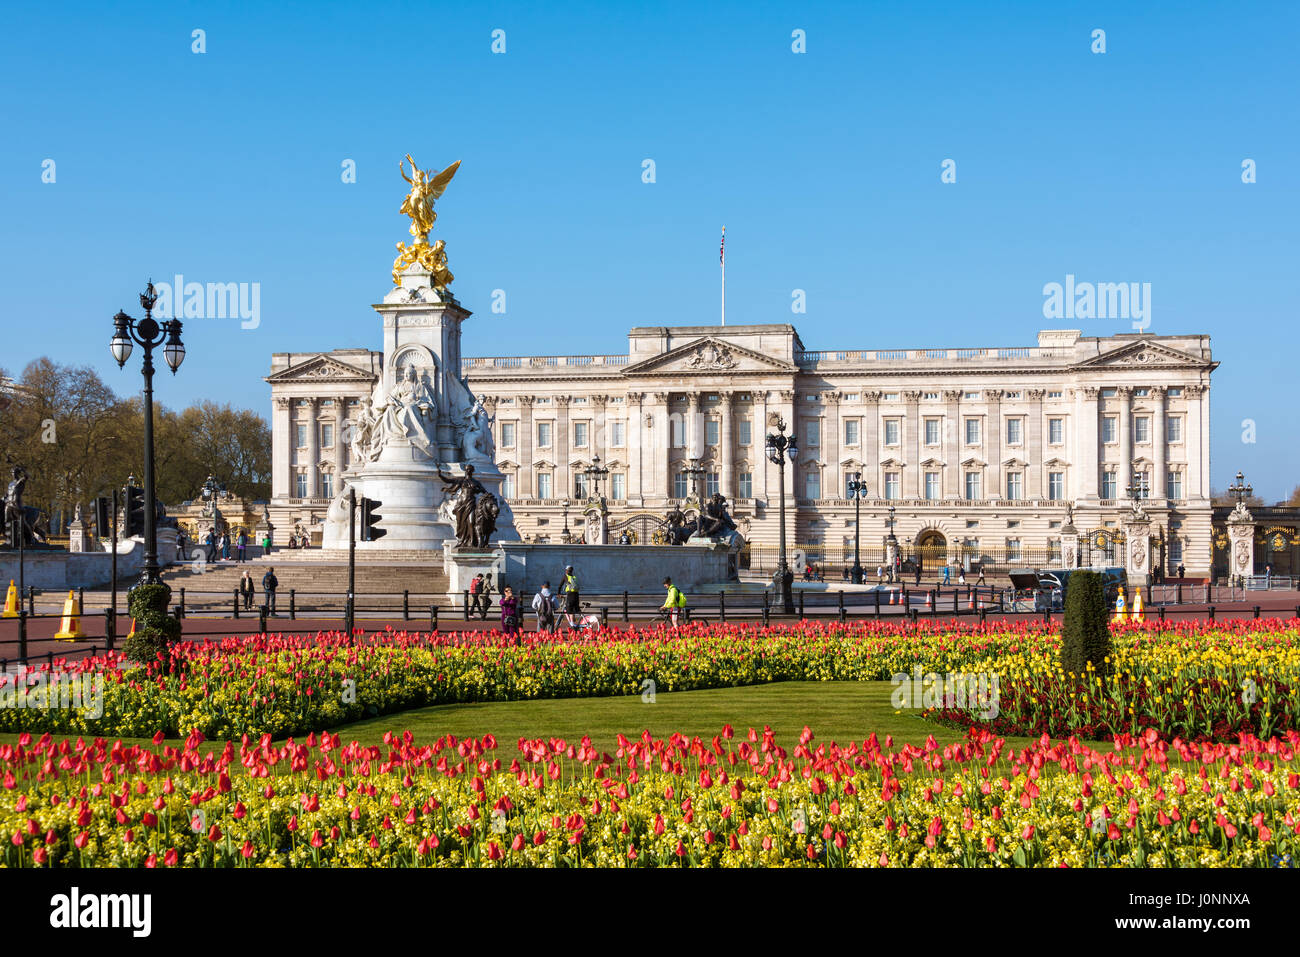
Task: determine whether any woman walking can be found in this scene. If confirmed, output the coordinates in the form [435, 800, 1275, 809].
[240, 570, 255, 611]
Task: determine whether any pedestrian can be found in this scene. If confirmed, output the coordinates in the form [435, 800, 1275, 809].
[876, 564, 884, 584]
[262, 531, 272, 556]
[261, 567, 279, 615]
[662, 576, 687, 626]
[914, 562, 921, 586]
[561, 565, 580, 629]
[240, 570, 255, 611]
[532, 581, 556, 632]
[1177, 564, 1185, 579]
[842, 566, 850, 582]
[958, 568, 966, 586]
[500, 586, 520, 643]
[220, 531, 230, 561]
[205, 529, 216, 563]
[469, 573, 485, 619]
[976, 566, 986, 587]
[942, 562, 951, 585]
[237, 529, 248, 563]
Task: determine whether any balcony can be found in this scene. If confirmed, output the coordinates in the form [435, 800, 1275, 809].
[463, 355, 630, 373]
[794, 346, 1073, 369]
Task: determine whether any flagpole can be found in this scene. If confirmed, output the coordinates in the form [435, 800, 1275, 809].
[720, 226, 726, 327]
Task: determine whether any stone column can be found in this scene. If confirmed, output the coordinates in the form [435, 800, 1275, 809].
[985, 390, 1003, 500]
[686, 392, 702, 461]
[1117, 386, 1133, 497]
[719, 392, 735, 499]
[1226, 504, 1255, 583]
[652, 392, 671, 501]
[333, 395, 347, 489]
[943, 390, 961, 499]
[821, 391, 840, 500]
[903, 391, 922, 498]
[1060, 512, 1080, 568]
[304, 398, 319, 500]
[1186, 385, 1207, 500]
[628, 393, 645, 505]
[518, 396, 535, 498]
[1124, 510, 1153, 586]
[863, 391, 881, 495]
[556, 396, 572, 500]
[592, 395, 609, 472]
[1078, 387, 1100, 500]
[272, 396, 291, 499]
[1151, 386, 1167, 502]
[1026, 390, 1044, 499]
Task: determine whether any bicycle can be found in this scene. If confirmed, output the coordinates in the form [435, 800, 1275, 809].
[657, 606, 708, 627]
[559, 601, 603, 633]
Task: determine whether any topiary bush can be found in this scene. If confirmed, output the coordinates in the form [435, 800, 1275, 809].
[123, 582, 181, 665]
[1059, 570, 1112, 683]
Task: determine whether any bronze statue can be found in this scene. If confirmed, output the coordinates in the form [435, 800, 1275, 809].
[438, 463, 491, 548]
[472, 495, 499, 548]
[2, 466, 50, 548]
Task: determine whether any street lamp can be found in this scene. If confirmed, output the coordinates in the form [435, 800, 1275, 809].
[679, 458, 706, 502]
[846, 472, 869, 583]
[1227, 470, 1253, 506]
[582, 455, 610, 503]
[110, 281, 184, 586]
[885, 504, 899, 582]
[765, 417, 799, 614]
[560, 498, 572, 542]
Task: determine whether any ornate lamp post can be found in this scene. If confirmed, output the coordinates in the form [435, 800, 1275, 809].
[885, 504, 898, 582]
[764, 417, 799, 614]
[846, 472, 869, 583]
[582, 455, 610, 503]
[679, 459, 706, 503]
[1227, 470, 1253, 506]
[110, 281, 185, 586]
[560, 498, 572, 543]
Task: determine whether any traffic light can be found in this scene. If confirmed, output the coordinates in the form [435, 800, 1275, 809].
[360, 497, 386, 542]
[123, 486, 146, 538]
[94, 496, 112, 539]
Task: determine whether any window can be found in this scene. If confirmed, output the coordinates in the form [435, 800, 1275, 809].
[884, 472, 900, 500]
[1101, 388, 1116, 398]
[501, 421, 516, 448]
[1006, 539, 1022, 561]
[1004, 391, 1022, 400]
[964, 418, 980, 445]
[738, 472, 752, 498]
[574, 474, 589, 499]
[670, 417, 684, 448]
[502, 473, 515, 498]
[1005, 472, 1023, 500]
[844, 419, 860, 446]
[1006, 418, 1023, 446]
[610, 473, 625, 500]
[843, 393, 859, 402]
[1101, 470, 1117, 499]
[924, 472, 940, 500]
[1101, 416, 1117, 443]
[611, 421, 625, 447]
[1133, 388, 1149, 397]
[295, 424, 307, 448]
[883, 392, 899, 401]
[738, 419, 752, 446]
[1048, 471, 1065, 500]
[804, 471, 821, 500]
[805, 420, 820, 447]
[1048, 539, 1061, 562]
[321, 399, 333, 407]
[295, 473, 308, 498]
[321, 423, 334, 448]
[1007, 520, 1020, 529]
[965, 472, 981, 500]
[1170, 539, 1183, 563]
[706, 472, 720, 497]
[1048, 390, 1063, 399]
[923, 392, 939, 400]
[537, 421, 553, 448]
[705, 418, 720, 447]
[321, 472, 333, 500]
[1166, 470, 1182, 500]
[1048, 418, 1064, 444]
[924, 418, 941, 446]
[673, 472, 688, 498]
[1133, 416, 1150, 443]
[1166, 416, 1182, 443]
[1134, 470, 1151, 499]
[884, 419, 900, 446]
[574, 422, 589, 447]
[966, 520, 979, 529]
[1167, 387, 1183, 397]
[537, 472, 552, 499]
[962, 391, 979, 400]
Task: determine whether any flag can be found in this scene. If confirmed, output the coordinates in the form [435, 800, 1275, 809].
[720, 227, 726, 265]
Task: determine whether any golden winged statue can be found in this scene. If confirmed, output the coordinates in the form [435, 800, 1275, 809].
[393, 154, 461, 288]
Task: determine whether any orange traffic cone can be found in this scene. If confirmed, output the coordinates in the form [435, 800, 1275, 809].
[127, 618, 137, 639]
[54, 590, 85, 640]
[967, 591, 975, 610]
[1, 580, 17, 618]
[925, 591, 933, 610]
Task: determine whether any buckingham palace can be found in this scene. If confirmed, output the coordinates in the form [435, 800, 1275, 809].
[265, 323, 1216, 576]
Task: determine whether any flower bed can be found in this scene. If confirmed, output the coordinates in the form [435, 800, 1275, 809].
[1, 618, 1297, 741]
[2, 726, 1297, 868]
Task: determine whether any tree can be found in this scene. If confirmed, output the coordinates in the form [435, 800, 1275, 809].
[1060, 570, 1113, 683]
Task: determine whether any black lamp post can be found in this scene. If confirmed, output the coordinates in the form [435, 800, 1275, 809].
[679, 459, 705, 502]
[583, 455, 610, 503]
[560, 498, 571, 542]
[1227, 470, 1253, 506]
[885, 504, 898, 582]
[765, 417, 799, 614]
[846, 472, 869, 583]
[110, 281, 185, 586]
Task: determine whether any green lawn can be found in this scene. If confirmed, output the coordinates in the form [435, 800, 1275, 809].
[1, 681, 1106, 757]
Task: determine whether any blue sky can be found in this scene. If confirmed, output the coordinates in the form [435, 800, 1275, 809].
[1, 1, 1296, 497]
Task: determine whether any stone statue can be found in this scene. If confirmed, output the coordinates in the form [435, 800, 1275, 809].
[350, 397, 381, 463]
[459, 393, 495, 463]
[375, 366, 437, 458]
[438, 463, 489, 548]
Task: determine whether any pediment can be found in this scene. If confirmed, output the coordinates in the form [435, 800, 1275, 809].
[622, 336, 798, 376]
[1043, 457, 1070, 468]
[1002, 457, 1028, 468]
[1076, 340, 1207, 370]
[532, 459, 557, 470]
[961, 457, 986, 467]
[266, 355, 377, 383]
[919, 456, 945, 468]
[879, 457, 906, 468]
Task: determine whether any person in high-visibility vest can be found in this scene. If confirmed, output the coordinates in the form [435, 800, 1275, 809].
[561, 565, 580, 629]
[662, 576, 687, 626]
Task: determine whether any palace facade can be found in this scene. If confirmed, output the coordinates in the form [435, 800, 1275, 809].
[266, 323, 1217, 575]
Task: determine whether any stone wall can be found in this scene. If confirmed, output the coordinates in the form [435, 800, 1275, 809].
[495, 542, 735, 597]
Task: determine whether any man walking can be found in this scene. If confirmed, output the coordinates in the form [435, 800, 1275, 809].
[942, 562, 951, 586]
[261, 567, 279, 616]
[532, 581, 555, 632]
[469, 573, 485, 619]
[237, 529, 248, 563]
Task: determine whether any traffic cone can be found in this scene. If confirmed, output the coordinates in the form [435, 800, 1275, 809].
[1132, 588, 1144, 622]
[1, 580, 17, 618]
[127, 618, 137, 639]
[925, 591, 933, 611]
[1112, 587, 1127, 624]
[967, 591, 975, 610]
[54, 590, 85, 640]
